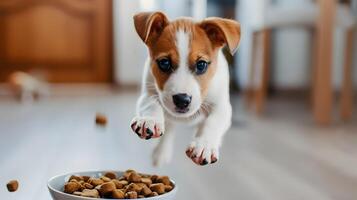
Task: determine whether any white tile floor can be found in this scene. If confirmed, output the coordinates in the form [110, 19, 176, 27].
[0, 87, 356, 200]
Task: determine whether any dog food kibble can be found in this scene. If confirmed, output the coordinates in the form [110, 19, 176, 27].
[137, 183, 147, 189]
[98, 181, 116, 196]
[95, 113, 107, 126]
[73, 191, 83, 196]
[125, 191, 138, 199]
[140, 177, 152, 186]
[104, 171, 117, 179]
[88, 178, 104, 186]
[149, 192, 159, 197]
[112, 189, 125, 199]
[100, 176, 111, 182]
[157, 176, 171, 185]
[150, 183, 166, 194]
[118, 180, 128, 186]
[140, 185, 152, 196]
[82, 175, 91, 182]
[126, 183, 141, 193]
[165, 185, 173, 192]
[112, 179, 124, 189]
[83, 182, 94, 189]
[128, 173, 141, 183]
[69, 175, 83, 182]
[63, 170, 174, 199]
[6, 180, 19, 192]
[82, 189, 100, 198]
[150, 175, 159, 183]
[64, 181, 81, 194]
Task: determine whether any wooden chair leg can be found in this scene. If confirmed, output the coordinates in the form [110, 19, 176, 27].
[340, 28, 354, 120]
[245, 33, 258, 108]
[255, 29, 271, 114]
[313, 0, 336, 125]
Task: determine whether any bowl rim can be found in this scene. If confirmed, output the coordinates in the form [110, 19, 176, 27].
[47, 170, 177, 200]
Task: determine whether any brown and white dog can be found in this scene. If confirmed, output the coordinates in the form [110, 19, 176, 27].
[130, 12, 241, 166]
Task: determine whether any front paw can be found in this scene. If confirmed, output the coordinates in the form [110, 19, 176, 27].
[185, 139, 219, 166]
[130, 116, 164, 140]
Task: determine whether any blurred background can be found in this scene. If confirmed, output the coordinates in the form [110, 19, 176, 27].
[0, 0, 357, 199]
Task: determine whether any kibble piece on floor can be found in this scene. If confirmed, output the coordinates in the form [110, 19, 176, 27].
[104, 171, 117, 179]
[125, 191, 138, 199]
[112, 189, 125, 199]
[64, 181, 81, 194]
[95, 113, 107, 126]
[150, 183, 165, 194]
[6, 180, 19, 192]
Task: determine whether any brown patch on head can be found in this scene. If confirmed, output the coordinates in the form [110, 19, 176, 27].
[198, 17, 241, 55]
[147, 18, 218, 95]
[133, 12, 241, 96]
[188, 25, 218, 98]
[148, 18, 196, 91]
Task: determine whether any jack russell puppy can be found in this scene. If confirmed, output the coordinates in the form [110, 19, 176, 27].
[130, 12, 241, 166]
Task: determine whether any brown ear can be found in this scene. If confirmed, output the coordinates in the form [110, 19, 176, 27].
[199, 18, 241, 55]
[133, 12, 169, 44]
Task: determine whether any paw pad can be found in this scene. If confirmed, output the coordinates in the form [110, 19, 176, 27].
[185, 141, 219, 166]
[130, 117, 164, 140]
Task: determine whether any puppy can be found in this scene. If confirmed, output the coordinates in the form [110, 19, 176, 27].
[8, 71, 49, 103]
[130, 12, 241, 166]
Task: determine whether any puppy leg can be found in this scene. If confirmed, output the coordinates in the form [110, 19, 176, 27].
[130, 93, 165, 140]
[186, 102, 232, 166]
[152, 122, 175, 166]
[20, 88, 34, 103]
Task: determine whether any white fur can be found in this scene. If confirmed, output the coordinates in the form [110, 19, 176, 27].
[131, 29, 232, 166]
[160, 30, 202, 118]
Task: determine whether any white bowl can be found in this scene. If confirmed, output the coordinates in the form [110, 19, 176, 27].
[48, 170, 177, 200]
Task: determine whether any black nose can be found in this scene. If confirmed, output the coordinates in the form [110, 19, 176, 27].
[172, 93, 192, 109]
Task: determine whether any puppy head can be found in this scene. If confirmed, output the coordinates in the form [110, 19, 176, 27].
[134, 12, 240, 118]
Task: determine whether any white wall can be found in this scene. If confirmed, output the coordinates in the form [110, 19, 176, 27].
[113, 0, 147, 85]
[113, 0, 191, 85]
[236, 0, 357, 89]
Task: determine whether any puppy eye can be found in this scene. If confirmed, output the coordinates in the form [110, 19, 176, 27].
[157, 58, 172, 73]
[195, 60, 208, 75]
